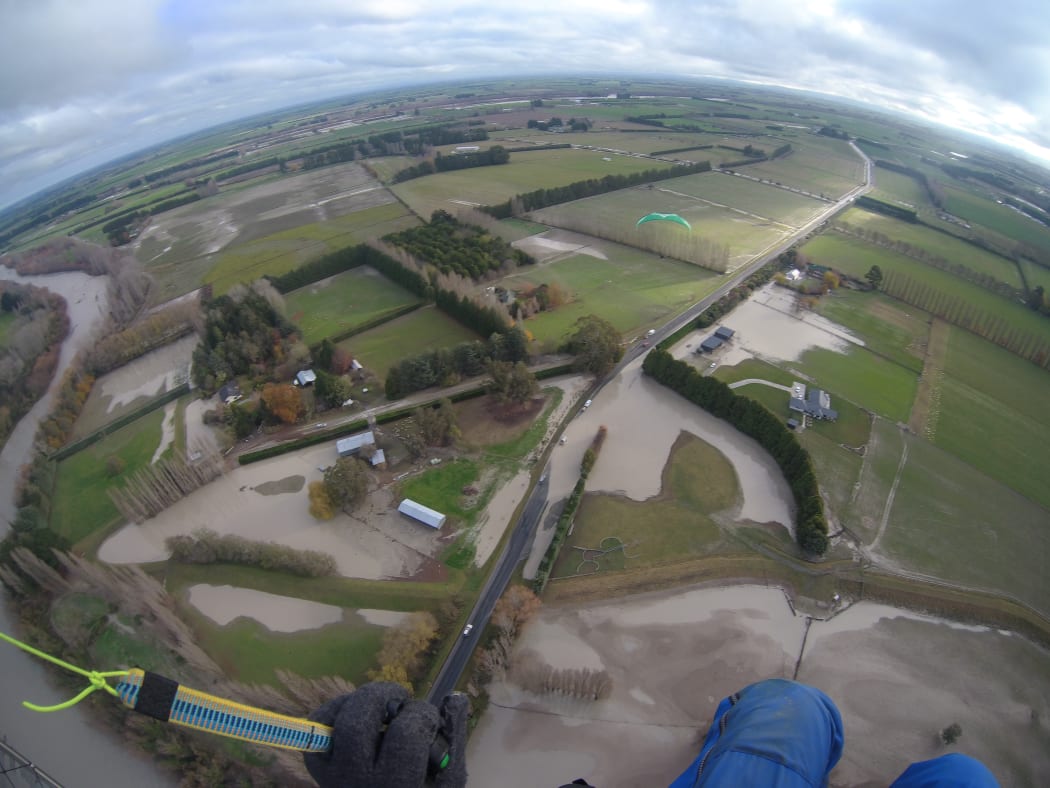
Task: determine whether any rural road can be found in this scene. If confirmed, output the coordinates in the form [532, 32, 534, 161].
[424, 140, 873, 699]
[427, 471, 550, 702]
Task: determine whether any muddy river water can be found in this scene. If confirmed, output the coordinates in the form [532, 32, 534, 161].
[0, 268, 171, 786]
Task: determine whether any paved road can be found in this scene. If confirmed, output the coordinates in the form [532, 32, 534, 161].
[423, 141, 873, 701]
[427, 472, 550, 701]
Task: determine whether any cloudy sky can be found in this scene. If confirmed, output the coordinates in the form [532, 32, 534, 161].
[2, 0, 1049, 210]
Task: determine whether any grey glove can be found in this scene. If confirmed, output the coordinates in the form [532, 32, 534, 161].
[304, 682, 469, 788]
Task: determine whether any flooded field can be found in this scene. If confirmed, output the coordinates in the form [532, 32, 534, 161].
[99, 443, 448, 579]
[469, 587, 1050, 787]
[74, 333, 197, 436]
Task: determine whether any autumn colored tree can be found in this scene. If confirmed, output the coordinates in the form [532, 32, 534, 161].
[564, 314, 623, 376]
[491, 584, 541, 636]
[323, 457, 369, 510]
[260, 382, 302, 424]
[308, 481, 335, 520]
[367, 611, 439, 691]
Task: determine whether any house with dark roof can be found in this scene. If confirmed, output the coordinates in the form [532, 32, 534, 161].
[789, 384, 838, 421]
[219, 382, 242, 405]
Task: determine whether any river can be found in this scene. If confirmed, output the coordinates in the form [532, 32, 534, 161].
[0, 267, 172, 786]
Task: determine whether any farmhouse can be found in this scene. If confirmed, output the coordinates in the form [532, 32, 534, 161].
[789, 382, 838, 421]
[219, 382, 242, 405]
[336, 431, 376, 457]
[698, 336, 723, 353]
[714, 326, 735, 341]
[295, 369, 317, 387]
[398, 498, 446, 529]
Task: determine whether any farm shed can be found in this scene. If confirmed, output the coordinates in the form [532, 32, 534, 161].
[699, 336, 723, 353]
[295, 369, 317, 386]
[398, 499, 446, 529]
[714, 326, 735, 341]
[336, 431, 376, 457]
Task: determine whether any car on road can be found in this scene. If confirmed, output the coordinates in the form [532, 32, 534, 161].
[584, 399, 592, 408]
[462, 624, 473, 637]
[646, 329, 656, 337]
[641, 341, 650, 347]
[709, 362, 717, 368]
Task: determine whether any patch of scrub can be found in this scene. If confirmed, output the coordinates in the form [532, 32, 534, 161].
[188, 584, 343, 632]
[253, 475, 306, 495]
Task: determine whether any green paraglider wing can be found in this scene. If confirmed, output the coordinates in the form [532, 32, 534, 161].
[636, 212, 692, 231]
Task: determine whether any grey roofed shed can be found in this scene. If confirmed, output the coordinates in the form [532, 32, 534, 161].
[336, 431, 376, 456]
[700, 336, 723, 352]
[714, 326, 735, 340]
[398, 498, 446, 529]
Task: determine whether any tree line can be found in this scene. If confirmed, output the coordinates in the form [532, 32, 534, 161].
[83, 300, 199, 376]
[642, 349, 829, 554]
[482, 160, 713, 219]
[391, 145, 510, 183]
[873, 160, 944, 208]
[881, 269, 1050, 370]
[0, 282, 69, 450]
[299, 123, 489, 171]
[856, 195, 918, 223]
[166, 529, 337, 577]
[109, 447, 225, 523]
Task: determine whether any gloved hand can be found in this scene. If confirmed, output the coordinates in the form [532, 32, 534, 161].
[304, 682, 469, 788]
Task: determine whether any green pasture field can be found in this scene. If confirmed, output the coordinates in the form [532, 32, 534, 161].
[494, 218, 547, 241]
[659, 172, 827, 226]
[531, 184, 791, 267]
[51, 408, 164, 544]
[798, 429, 864, 524]
[803, 234, 1050, 342]
[339, 306, 479, 380]
[399, 458, 480, 524]
[183, 606, 384, 685]
[0, 312, 16, 346]
[879, 429, 1050, 615]
[502, 244, 719, 343]
[391, 148, 675, 218]
[869, 168, 930, 210]
[367, 157, 414, 182]
[943, 186, 1050, 254]
[814, 289, 929, 374]
[934, 327, 1050, 509]
[489, 128, 723, 157]
[202, 202, 418, 295]
[284, 266, 421, 345]
[714, 357, 872, 447]
[1019, 258, 1050, 291]
[553, 433, 739, 577]
[793, 344, 917, 423]
[839, 208, 1023, 287]
[740, 141, 865, 198]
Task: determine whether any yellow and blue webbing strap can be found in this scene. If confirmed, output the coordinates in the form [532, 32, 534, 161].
[115, 669, 333, 752]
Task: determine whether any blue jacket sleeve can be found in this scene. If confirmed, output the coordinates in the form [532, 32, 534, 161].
[890, 753, 999, 787]
[668, 679, 844, 788]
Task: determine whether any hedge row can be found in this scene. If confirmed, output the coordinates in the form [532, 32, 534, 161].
[642, 349, 828, 554]
[531, 476, 587, 593]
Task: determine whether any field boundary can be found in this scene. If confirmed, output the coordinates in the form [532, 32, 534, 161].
[51, 382, 191, 461]
[908, 318, 949, 437]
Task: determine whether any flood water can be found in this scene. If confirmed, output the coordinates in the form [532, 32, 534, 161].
[0, 267, 173, 786]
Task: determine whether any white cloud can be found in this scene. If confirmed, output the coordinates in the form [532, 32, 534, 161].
[1, 0, 1049, 209]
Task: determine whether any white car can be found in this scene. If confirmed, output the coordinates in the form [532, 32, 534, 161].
[646, 329, 656, 337]
[709, 362, 717, 369]
[462, 624, 473, 637]
[584, 399, 592, 408]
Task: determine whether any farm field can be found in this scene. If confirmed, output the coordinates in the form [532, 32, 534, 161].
[877, 428, 1050, 615]
[201, 202, 418, 296]
[491, 129, 723, 157]
[0, 311, 16, 345]
[531, 184, 789, 269]
[51, 409, 164, 545]
[739, 140, 865, 198]
[391, 148, 675, 218]
[284, 266, 421, 345]
[838, 207, 1023, 287]
[802, 234, 1050, 342]
[943, 185, 1050, 254]
[814, 289, 928, 374]
[869, 167, 931, 209]
[656, 172, 827, 226]
[553, 433, 739, 578]
[933, 327, 1050, 509]
[502, 239, 719, 343]
[338, 306, 479, 380]
[1019, 257, 1050, 291]
[793, 344, 917, 423]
